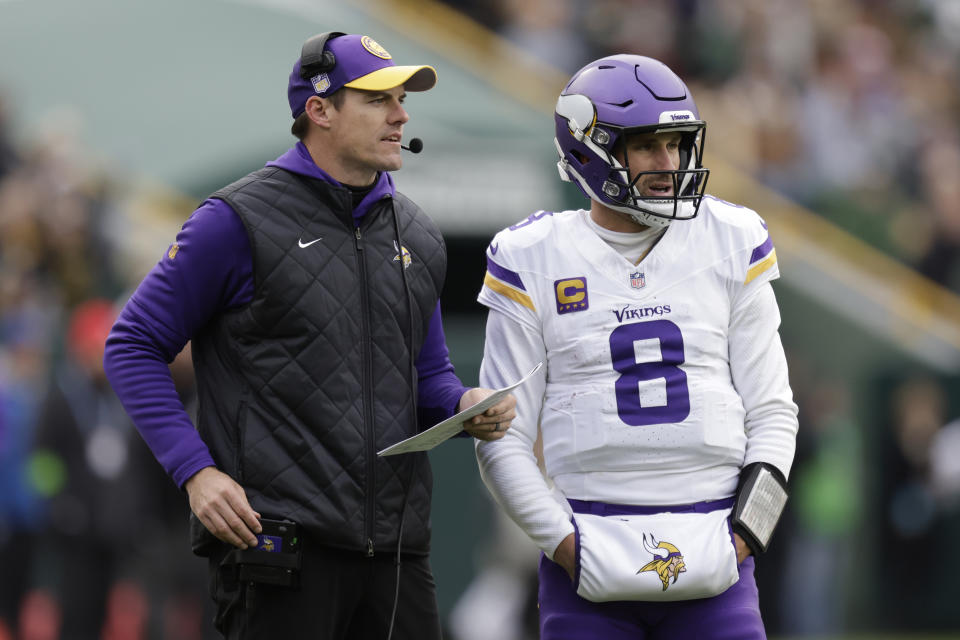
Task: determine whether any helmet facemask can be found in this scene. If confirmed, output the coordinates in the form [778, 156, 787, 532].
[597, 124, 709, 226]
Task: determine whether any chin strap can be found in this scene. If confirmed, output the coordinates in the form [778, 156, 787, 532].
[731, 462, 788, 557]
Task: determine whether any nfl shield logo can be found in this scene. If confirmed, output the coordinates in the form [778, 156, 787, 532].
[630, 271, 646, 289]
[312, 73, 331, 94]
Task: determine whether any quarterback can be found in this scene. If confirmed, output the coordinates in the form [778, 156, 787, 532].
[475, 55, 799, 639]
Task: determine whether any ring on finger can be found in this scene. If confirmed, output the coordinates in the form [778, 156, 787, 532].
[494, 422, 502, 432]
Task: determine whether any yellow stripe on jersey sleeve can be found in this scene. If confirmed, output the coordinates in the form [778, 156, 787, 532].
[745, 249, 777, 284]
[483, 272, 536, 311]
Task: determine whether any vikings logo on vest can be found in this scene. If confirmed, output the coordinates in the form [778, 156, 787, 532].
[629, 271, 646, 289]
[393, 241, 412, 269]
[555, 277, 588, 315]
[361, 36, 391, 59]
[637, 533, 686, 591]
[312, 73, 331, 94]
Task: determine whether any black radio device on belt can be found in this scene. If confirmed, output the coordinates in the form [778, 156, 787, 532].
[226, 518, 302, 588]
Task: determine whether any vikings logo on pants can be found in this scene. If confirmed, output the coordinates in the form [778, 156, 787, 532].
[637, 533, 686, 591]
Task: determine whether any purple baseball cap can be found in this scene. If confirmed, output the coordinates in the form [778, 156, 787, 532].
[287, 34, 437, 119]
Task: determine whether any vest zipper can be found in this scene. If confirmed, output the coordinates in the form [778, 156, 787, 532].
[235, 399, 248, 482]
[355, 225, 377, 556]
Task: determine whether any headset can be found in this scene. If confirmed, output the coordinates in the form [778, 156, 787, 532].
[298, 31, 425, 155]
[299, 31, 346, 78]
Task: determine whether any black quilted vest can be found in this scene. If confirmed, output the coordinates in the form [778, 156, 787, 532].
[192, 167, 446, 555]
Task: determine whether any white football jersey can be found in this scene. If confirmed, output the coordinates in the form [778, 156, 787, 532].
[476, 197, 798, 557]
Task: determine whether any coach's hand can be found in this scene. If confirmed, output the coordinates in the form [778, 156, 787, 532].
[553, 533, 576, 580]
[459, 388, 517, 441]
[185, 466, 262, 549]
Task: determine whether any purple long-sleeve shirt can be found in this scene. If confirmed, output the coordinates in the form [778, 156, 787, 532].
[104, 143, 469, 488]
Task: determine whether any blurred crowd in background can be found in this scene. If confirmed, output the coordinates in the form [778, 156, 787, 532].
[0, 101, 209, 638]
[454, 0, 960, 290]
[2, 0, 960, 638]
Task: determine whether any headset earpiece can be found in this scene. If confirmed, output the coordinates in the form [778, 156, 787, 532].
[299, 31, 346, 79]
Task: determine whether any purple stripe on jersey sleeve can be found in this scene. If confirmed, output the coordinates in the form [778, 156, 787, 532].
[749, 234, 774, 265]
[486, 256, 526, 291]
[415, 302, 469, 430]
[103, 199, 254, 487]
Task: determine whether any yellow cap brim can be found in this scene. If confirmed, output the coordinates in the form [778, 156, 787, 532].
[344, 65, 437, 92]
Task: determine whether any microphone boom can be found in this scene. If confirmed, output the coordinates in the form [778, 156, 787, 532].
[401, 138, 424, 153]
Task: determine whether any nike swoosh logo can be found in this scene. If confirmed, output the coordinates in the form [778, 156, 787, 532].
[298, 237, 322, 248]
[490, 242, 499, 255]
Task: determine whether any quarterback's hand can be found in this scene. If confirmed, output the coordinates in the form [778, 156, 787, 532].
[185, 466, 262, 549]
[553, 533, 576, 580]
[734, 532, 751, 564]
[459, 388, 517, 441]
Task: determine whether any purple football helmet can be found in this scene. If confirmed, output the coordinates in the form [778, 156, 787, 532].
[554, 55, 709, 227]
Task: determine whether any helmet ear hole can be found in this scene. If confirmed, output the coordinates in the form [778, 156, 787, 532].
[571, 150, 590, 165]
